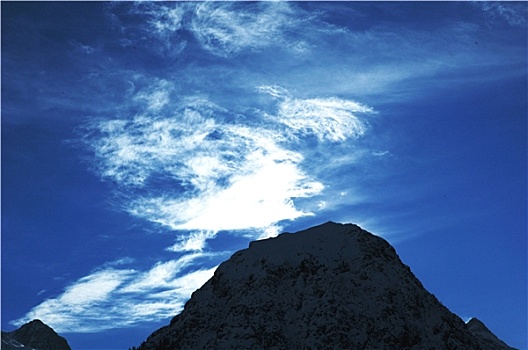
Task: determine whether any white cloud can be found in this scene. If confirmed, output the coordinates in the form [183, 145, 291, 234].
[12, 256, 217, 333]
[167, 231, 216, 252]
[475, 2, 528, 27]
[190, 2, 298, 57]
[256, 224, 283, 240]
[88, 113, 218, 188]
[161, 267, 218, 297]
[257, 85, 290, 99]
[133, 79, 173, 111]
[59, 270, 131, 306]
[82, 86, 371, 247]
[68, 39, 95, 55]
[146, 5, 185, 34]
[120, 253, 206, 293]
[111, 2, 313, 58]
[127, 152, 323, 233]
[119, 261, 183, 294]
[259, 85, 373, 142]
[114, 2, 189, 56]
[12, 269, 135, 332]
[103, 257, 135, 267]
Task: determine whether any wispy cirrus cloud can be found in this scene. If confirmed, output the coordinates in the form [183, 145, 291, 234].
[167, 231, 217, 253]
[133, 79, 174, 112]
[12, 254, 217, 333]
[190, 2, 304, 57]
[107, 2, 317, 58]
[102, 2, 526, 103]
[258, 85, 372, 142]
[81, 82, 372, 246]
[12, 269, 135, 332]
[120, 254, 208, 294]
[473, 2, 527, 27]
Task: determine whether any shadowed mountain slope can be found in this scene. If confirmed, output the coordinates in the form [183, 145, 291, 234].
[1, 319, 71, 350]
[136, 222, 514, 349]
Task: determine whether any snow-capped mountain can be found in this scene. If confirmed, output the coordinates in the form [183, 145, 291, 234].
[136, 222, 515, 350]
[1, 319, 71, 350]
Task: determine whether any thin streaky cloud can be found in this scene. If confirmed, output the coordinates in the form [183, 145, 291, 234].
[58, 269, 133, 306]
[118, 261, 181, 294]
[191, 2, 297, 57]
[259, 86, 373, 142]
[11, 269, 136, 332]
[133, 79, 174, 112]
[474, 2, 528, 27]
[12, 256, 217, 333]
[167, 231, 217, 252]
[108, 2, 327, 58]
[102, 257, 136, 268]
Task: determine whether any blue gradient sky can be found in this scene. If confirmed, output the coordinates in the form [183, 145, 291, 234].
[2, 2, 526, 349]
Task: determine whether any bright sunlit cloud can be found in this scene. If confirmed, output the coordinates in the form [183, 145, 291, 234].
[82, 85, 372, 244]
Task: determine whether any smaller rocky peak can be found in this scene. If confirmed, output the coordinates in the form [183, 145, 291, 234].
[20, 319, 47, 330]
[467, 317, 487, 330]
[467, 318, 516, 350]
[2, 319, 71, 350]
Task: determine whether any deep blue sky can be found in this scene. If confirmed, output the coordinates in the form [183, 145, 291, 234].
[2, 2, 526, 349]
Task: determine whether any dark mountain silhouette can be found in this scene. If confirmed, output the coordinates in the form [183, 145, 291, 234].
[467, 318, 515, 350]
[135, 222, 515, 350]
[1, 319, 71, 350]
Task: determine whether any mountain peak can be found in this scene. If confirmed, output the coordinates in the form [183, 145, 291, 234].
[137, 222, 515, 350]
[23, 319, 47, 329]
[1, 319, 71, 350]
[467, 318, 515, 350]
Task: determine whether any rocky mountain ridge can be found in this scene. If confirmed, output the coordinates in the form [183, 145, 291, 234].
[1, 319, 71, 350]
[136, 222, 515, 350]
[467, 318, 515, 350]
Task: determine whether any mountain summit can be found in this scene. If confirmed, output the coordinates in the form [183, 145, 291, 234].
[1, 319, 71, 350]
[136, 222, 514, 350]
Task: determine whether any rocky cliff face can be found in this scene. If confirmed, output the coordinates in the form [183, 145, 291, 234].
[136, 222, 514, 350]
[467, 318, 515, 350]
[1, 319, 71, 350]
